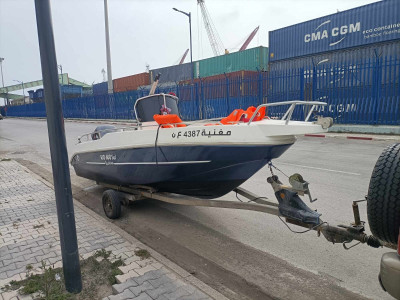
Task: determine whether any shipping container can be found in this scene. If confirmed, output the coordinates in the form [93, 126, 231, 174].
[28, 90, 35, 99]
[269, 40, 400, 71]
[180, 70, 260, 85]
[269, 0, 400, 62]
[178, 70, 267, 111]
[113, 72, 150, 93]
[61, 85, 82, 95]
[93, 82, 108, 95]
[194, 46, 268, 78]
[36, 88, 44, 98]
[149, 63, 192, 84]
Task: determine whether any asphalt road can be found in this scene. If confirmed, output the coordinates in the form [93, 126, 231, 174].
[0, 118, 396, 300]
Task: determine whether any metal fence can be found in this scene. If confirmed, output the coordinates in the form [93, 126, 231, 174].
[268, 55, 400, 125]
[5, 55, 399, 125]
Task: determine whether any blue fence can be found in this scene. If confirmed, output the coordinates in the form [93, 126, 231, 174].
[5, 72, 266, 121]
[268, 55, 400, 125]
[5, 55, 400, 125]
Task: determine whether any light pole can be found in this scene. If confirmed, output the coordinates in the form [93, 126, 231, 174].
[173, 7, 193, 82]
[104, 0, 113, 94]
[13, 79, 25, 105]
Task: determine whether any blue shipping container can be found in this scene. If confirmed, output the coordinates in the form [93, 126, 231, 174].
[269, 0, 400, 61]
[61, 85, 82, 95]
[269, 40, 400, 70]
[93, 82, 108, 95]
[149, 63, 192, 84]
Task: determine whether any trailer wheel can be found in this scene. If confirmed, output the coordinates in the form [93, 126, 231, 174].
[367, 143, 400, 245]
[102, 190, 121, 219]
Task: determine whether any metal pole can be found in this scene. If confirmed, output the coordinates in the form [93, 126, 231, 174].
[0, 58, 4, 88]
[104, 0, 113, 94]
[189, 13, 193, 82]
[0, 57, 7, 107]
[34, 0, 82, 293]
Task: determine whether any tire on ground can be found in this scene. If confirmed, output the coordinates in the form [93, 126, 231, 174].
[367, 143, 400, 245]
[102, 189, 121, 219]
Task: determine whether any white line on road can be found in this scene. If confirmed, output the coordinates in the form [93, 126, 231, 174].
[276, 162, 361, 176]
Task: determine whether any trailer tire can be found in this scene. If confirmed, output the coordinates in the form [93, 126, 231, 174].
[102, 190, 121, 219]
[367, 143, 400, 245]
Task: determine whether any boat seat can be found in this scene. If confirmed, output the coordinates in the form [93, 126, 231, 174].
[220, 106, 266, 125]
[153, 114, 187, 128]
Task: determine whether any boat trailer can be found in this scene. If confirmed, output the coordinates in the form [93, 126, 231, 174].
[98, 173, 395, 251]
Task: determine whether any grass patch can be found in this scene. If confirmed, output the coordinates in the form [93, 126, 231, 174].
[134, 249, 151, 260]
[0, 249, 125, 300]
[33, 224, 45, 229]
[0, 158, 11, 162]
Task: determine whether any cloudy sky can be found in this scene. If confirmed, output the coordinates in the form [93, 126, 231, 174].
[0, 0, 378, 105]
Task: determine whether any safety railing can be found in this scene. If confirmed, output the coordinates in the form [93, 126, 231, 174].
[247, 101, 327, 125]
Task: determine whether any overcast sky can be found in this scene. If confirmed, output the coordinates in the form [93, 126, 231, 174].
[0, 0, 379, 105]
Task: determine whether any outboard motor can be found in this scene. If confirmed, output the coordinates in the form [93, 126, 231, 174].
[91, 125, 116, 140]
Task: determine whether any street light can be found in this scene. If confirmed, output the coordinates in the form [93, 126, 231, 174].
[13, 79, 26, 105]
[173, 7, 193, 81]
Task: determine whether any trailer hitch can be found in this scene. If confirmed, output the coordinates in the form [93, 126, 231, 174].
[319, 223, 382, 248]
[267, 173, 384, 249]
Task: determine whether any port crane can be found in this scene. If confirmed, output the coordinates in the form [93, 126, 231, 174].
[197, 0, 225, 56]
[239, 26, 259, 51]
[197, 0, 259, 56]
[179, 49, 189, 64]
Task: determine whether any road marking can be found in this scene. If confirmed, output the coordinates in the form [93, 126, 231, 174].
[276, 162, 361, 176]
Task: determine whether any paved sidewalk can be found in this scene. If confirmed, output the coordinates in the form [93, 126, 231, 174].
[0, 159, 226, 300]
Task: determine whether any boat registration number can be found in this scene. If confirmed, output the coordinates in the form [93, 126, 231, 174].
[172, 129, 231, 139]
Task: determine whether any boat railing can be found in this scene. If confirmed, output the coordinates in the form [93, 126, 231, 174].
[247, 100, 327, 125]
[77, 126, 138, 143]
[77, 101, 327, 143]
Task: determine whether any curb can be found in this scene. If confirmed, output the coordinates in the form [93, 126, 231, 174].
[16, 161, 228, 300]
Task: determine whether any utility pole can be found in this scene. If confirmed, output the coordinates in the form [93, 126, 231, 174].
[104, 0, 113, 94]
[34, 0, 82, 293]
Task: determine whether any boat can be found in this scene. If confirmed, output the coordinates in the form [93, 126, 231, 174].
[70, 93, 332, 199]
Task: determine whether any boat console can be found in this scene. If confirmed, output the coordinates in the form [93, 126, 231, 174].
[134, 94, 180, 122]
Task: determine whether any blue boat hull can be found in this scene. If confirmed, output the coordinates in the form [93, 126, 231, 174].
[71, 144, 292, 198]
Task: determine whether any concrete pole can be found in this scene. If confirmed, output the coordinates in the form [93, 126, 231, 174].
[104, 0, 113, 94]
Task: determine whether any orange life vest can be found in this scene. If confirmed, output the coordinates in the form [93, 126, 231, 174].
[153, 114, 186, 128]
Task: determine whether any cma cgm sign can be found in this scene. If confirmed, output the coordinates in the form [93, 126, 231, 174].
[304, 21, 361, 46]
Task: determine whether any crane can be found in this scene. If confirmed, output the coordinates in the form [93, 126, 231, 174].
[179, 49, 189, 64]
[197, 0, 225, 57]
[239, 26, 259, 51]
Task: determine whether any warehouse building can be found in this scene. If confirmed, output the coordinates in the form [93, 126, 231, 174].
[268, 0, 399, 125]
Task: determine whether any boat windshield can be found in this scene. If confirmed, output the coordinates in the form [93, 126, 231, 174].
[135, 94, 179, 122]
